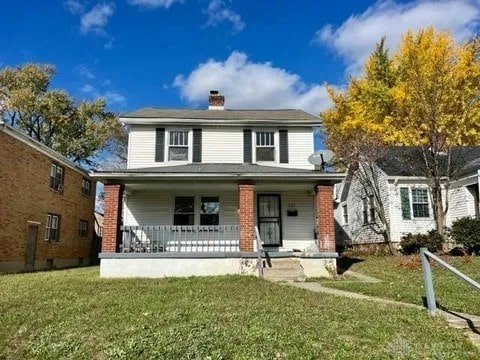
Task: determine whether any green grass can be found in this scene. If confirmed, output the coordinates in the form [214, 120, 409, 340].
[0, 267, 478, 359]
[320, 255, 480, 316]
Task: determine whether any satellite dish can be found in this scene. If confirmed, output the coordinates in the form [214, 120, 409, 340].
[308, 150, 333, 166]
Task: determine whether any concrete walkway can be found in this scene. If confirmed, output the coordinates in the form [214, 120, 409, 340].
[285, 281, 480, 349]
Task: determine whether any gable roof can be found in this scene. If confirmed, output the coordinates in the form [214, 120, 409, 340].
[120, 108, 321, 126]
[0, 121, 91, 177]
[377, 146, 480, 177]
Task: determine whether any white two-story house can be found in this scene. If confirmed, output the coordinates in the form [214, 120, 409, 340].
[93, 91, 343, 278]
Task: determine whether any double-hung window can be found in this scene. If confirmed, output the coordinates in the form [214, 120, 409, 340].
[45, 214, 60, 242]
[342, 205, 348, 225]
[369, 195, 375, 223]
[362, 198, 369, 224]
[400, 187, 430, 219]
[169, 130, 189, 161]
[50, 164, 64, 192]
[200, 197, 220, 225]
[173, 196, 220, 226]
[81, 179, 91, 197]
[411, 188, 429, 218]
[78, 220, 88, 238]
[174, 196, 195, 225]
[256, 131, 275, 162]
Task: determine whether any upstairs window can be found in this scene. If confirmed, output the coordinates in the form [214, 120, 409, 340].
[50, 164, 64, 192]
[412, 188, 429, 218]
[78, 220, 88, 238]
[81, 179, 91, 197]
[169, 130, 189, 161]
[256, 131, 275, 162]
[45, 214, 60, 242]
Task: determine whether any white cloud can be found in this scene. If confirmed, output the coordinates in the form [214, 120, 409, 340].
[127, 0, 182, 8]
[204, 0, 245, 33]
[75, 65, 95, 79]
[81, 84, 96, 93]
[314, 0, 480, 74]
[173, 51, 330, 115]
[81, 84, 127, 107]
[80, 3, 115, 35]
[103, 91, 127, 105]
[64, 0, 84, 14]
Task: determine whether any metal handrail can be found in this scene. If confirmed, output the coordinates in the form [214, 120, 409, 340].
[255, 226, 264, 278]
[420, 247, 480, 314]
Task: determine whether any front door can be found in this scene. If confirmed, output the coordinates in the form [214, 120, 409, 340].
[25, 225, 38, 271]
[257, 194, 282, 246]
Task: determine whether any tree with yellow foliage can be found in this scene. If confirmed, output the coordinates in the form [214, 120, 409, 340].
[322, 27, 480, 242]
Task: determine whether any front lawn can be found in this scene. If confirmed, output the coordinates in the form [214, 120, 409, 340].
[320, 255, 480, 316]
[0, 267, 478, 359]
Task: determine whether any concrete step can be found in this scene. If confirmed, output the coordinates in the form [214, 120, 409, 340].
[262, 258, 306, 282]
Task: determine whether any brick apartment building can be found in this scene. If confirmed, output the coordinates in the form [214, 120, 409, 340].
[0, 121, 96, 272]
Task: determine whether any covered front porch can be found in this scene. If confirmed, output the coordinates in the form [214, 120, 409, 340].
[93, 165, 343, 278]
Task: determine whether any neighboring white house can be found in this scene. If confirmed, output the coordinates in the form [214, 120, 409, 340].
[92, 91, 343, 278]
[334, 148, 480, 249]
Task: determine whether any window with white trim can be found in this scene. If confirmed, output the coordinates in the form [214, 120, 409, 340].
[369, 195, 375, 223]
[168, 130, 189, 161]
[411, 188, 429, 218]
[45, 214, 60, 242]
[342, 204, 348, 225]
[255, 131, 275, 162]
[200, 197, 219, 225]
[174, 196, 195, 225]
[50, 163, 64, 192]
[173, 196, 220, 226]
[362, 197, 369, 224]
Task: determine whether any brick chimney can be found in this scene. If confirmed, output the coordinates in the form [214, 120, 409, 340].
[208, 90, 225, 110]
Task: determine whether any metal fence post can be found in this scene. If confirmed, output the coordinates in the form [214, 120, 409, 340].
[420, 247, 437, 314]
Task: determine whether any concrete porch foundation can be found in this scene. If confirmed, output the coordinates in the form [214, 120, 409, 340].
[99, 252, 337, 279]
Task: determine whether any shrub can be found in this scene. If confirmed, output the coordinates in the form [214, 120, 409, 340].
[400, 230, 443, 255]
[450, 217, 480, 255]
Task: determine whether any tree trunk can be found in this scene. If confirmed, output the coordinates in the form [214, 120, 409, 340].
[431, 184, 449, 252]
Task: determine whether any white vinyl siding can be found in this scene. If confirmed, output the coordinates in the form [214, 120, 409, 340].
[273, 128, 314, 170]
[128, 125, 157, 169]
[280, 191, 316, 250]
[127, 125, 315, 169]
[124, 191, 238, 226]
[202, 127, 243, 163]
[333, 165, 391, 245]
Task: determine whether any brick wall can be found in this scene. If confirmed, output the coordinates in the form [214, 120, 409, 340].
[238, 184, 255, 252]
[315, 184, 335, 252]
[0, 130, 96, 270]
[102, 184, 124, 253]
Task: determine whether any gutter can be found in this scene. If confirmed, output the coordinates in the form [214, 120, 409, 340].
[119, 117, 322, 127]
[90, 171, 346, 182]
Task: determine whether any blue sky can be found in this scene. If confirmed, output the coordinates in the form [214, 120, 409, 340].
[1, 0, 479, 116]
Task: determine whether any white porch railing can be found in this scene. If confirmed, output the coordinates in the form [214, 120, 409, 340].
[120, 225, 240, 253]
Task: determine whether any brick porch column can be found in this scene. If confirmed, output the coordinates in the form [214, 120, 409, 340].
[238, 184, 255, 252]
[102, 184, 124, 253]
[315, 184, 335, 252]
